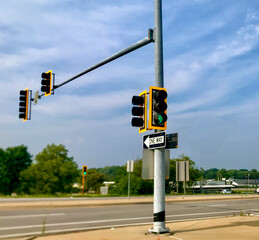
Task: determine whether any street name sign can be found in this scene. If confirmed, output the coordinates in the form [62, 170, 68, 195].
[165, 133, 178, 149]
[143, 132, 166, 149]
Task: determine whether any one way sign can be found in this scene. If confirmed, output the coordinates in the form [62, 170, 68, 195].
[143, 132, 166, 149]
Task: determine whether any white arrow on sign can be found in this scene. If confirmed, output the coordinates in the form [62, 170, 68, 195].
[144, 136, 150, 148]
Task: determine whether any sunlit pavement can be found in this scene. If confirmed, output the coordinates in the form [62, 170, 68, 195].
[12, 215, 259, 240]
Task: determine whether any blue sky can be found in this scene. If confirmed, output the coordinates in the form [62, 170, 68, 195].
[1, 0, 258, 170]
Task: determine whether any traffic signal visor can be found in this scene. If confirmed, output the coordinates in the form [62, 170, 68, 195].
[149, 86, 167, 130]
[41, 70, 52, 96]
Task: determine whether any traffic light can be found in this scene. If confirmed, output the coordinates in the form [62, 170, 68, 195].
[149, 86, 167, 130]
[131, 90, 147, 133]
[41, 70, 52, 96]
[19, 88, 29, 121]
[82, 165, 87, 176]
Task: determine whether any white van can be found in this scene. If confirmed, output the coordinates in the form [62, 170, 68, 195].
[221, 189, 231, 194]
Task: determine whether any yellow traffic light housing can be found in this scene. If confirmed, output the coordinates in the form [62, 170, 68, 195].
[41, 70, 52, 96]
[131, 90, 147, 133]
[149, 86, 167, 130]
[19, 88, 29, 121]
[82, 165, 87, 176]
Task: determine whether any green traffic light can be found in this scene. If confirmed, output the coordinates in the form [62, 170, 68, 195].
[158, 114, 164, 124]
[154, 113, 167, 124]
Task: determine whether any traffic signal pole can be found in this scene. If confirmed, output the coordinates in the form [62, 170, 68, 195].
[150, 0, 169, 234]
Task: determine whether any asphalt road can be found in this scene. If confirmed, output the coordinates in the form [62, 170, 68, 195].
[1, 198, 259, 239]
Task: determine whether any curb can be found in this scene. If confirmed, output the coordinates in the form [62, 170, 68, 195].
[1, 195, 259, 209]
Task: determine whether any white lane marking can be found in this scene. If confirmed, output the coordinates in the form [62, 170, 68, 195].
[0, 216, 152, 231]
[0, 222, 153, 239]
[0, 213, 247, 239]
[0, 210, 243, 232]
[0, 213, 65, 219]
[170, 237, 183, 240]
[167, 210, 241, 218]
[208, 204, 228, 207]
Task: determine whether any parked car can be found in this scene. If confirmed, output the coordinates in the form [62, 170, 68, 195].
[221, 189, 231, 194]
[256, 188, 259, 194]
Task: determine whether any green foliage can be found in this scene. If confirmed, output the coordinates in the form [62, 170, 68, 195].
[95, 166, 125, 181]
[20, 144, 78, 194]
[2, 142, 257, 197]
[109, 159, 153, 195]
[168, 154, 202, 193]
[0, 145, 32, 195]
[201, 168, 218, 179]
[84, 169, 105, 193]
[127, 159, 153, 195]
[201, 168, 259, 180]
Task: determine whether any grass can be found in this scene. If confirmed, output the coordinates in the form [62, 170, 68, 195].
[0, 190, 258, 198]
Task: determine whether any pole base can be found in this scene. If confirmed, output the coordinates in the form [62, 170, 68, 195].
[149, 226, 170, 234]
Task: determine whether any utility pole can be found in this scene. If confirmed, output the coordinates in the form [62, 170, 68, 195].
[150, 0, 169, 234]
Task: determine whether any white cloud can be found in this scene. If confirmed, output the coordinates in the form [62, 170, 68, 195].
[0, 48, 58, 70]
[35, 89, 134, 117]
[165, 58, 202, 94]
[245, 9, 259, 22]
[205, 23, 259, 66]
[173, 95, 259, 120]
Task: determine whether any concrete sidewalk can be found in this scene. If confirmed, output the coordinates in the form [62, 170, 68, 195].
[15, 215, 259, 240]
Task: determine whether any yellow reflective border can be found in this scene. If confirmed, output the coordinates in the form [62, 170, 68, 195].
[82, 165, 88, 176]
[139, 90, 147, 133]
[23, 88, 29, 122]
[45, 69, 52, 96]
[148, 86, 167, 130]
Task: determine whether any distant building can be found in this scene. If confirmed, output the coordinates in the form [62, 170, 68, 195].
[191, 180, 237, 193]
[233, 179, 258, 187]
[100, 181, 115, 195]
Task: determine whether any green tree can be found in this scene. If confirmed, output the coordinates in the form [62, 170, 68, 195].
[95, 166, 125, 181]
[170, 154, 201, 193]
[130, 159, 153, 195]
[109, 160, 153, 195]
[202, 168, 219, 180]
[84, 169, 105, 193]
[0, 145, 32, 195]
[20, 144, 78, 194]
[251, 169, 258, 180]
